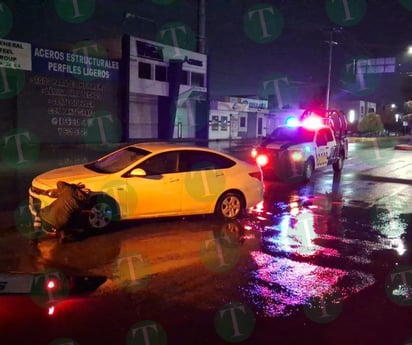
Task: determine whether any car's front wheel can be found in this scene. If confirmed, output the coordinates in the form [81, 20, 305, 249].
[215, 191, 244, 220]
[87, 196, 119, 230]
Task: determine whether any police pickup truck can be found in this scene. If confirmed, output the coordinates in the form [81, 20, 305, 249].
[251, 110, 349, 181]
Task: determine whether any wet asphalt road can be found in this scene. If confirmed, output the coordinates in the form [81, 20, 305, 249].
[0, 140, 412, 345]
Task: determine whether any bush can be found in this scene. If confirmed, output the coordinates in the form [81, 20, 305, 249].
[357, 113, 384, 135]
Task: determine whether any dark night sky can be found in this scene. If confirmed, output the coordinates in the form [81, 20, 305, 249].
[3, 0, 412, 104]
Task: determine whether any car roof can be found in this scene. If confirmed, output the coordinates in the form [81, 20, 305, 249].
[125, 141, 233, 156]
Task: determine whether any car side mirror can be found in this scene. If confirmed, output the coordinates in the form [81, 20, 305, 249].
[130, 168, 147, 177]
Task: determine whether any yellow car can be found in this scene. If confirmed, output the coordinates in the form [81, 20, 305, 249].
[29, 142, 264, 230]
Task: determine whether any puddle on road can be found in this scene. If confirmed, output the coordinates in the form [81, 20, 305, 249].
[240, 181, 411, 318]
[240, 253, 375, 318]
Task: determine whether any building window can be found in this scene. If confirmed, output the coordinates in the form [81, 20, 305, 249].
[221, 116, 228, 131]
[191, 72, 205, 87]
[239, 116, 246, 128]
[139, 62, 152, 79]
[155, 65, 167, 82]
[180, 70, 189, 85]
[136, 41, 163, 61]
[211, 115, 219, 131]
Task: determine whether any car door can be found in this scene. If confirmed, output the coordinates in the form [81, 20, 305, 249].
[179, 150, 232, 214]
[323, 127, 338, 164]
[124, 151, 183, 217]
[315, 129, 329, 168]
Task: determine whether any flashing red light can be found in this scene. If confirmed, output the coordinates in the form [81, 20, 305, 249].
[302, 116, 323, 129]
[256, 154, 269, 167]
[48, 305, 55, 316]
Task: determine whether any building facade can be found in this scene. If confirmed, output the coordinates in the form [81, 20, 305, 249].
[125, 36, 208, 142]
[209, 97, 270, 140]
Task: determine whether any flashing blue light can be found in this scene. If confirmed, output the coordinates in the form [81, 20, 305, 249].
[304, 145, 311, 153]
[285, 116, 299, 127]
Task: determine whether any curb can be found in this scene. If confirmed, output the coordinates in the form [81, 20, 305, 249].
[394, 144, 412, 151]
[347, 135, 410, 143]
[357, 173, 412, 185]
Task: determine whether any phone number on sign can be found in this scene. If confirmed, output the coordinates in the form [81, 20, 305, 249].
[57, 128, 88, 137]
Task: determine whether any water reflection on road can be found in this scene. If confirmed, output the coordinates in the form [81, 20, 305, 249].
[239, 171, 410, 318]
[27, 168, 411, 322]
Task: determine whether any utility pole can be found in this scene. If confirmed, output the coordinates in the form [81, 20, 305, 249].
[325, 28, 340, 109]
[197, 0, 206, 54]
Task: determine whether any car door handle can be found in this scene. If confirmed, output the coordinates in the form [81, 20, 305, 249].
[215, 172, 224, 177]
[168, 178, 180, 182]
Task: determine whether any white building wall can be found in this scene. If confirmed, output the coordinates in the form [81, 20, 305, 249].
[129, 94, 158, 139]
[209, 99, 271, 139]
[209, 110, 235, 140]
[128, 36, 207, 140]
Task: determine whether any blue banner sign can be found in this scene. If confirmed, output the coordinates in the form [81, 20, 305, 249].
[32, 46, 119, 81]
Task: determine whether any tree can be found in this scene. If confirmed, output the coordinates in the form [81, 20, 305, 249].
[380, 104, 397, 128]
[403, 101, 412, 144]
[357, 113, 384, 136]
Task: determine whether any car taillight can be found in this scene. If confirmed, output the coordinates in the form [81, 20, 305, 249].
[256, 154, 269, 167]
[248, 171, 262, 180]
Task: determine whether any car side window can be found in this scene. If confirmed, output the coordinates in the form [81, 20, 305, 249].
[179, 150, 235, 172]
[324, 128, 334, 142]
[137, 151, 178, 175]
[316, 129, 327, 146]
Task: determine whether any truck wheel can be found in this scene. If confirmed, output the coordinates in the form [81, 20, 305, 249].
[303, 158, 314, 181]
[333, 153, 344, 172]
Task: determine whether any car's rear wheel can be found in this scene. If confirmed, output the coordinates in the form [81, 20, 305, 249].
[215, 191, 244, 220]
[87, 196, 118, 230]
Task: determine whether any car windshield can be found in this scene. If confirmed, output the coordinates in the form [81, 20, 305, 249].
[268, 126, 315, 143]
[85, 147, 150, 173]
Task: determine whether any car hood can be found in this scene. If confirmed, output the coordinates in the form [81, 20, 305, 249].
[32, 164, 105, 188]
[262, 141, 299, 150]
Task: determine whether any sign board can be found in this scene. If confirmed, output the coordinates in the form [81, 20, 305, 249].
[32, 46, 119, 81]
[0, 38, 31, 70]
[229, 97, 268, 110]
[13, 44, 121, 143]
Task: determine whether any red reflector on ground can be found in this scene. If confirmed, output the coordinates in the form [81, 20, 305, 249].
[47, 280, 56, 290]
